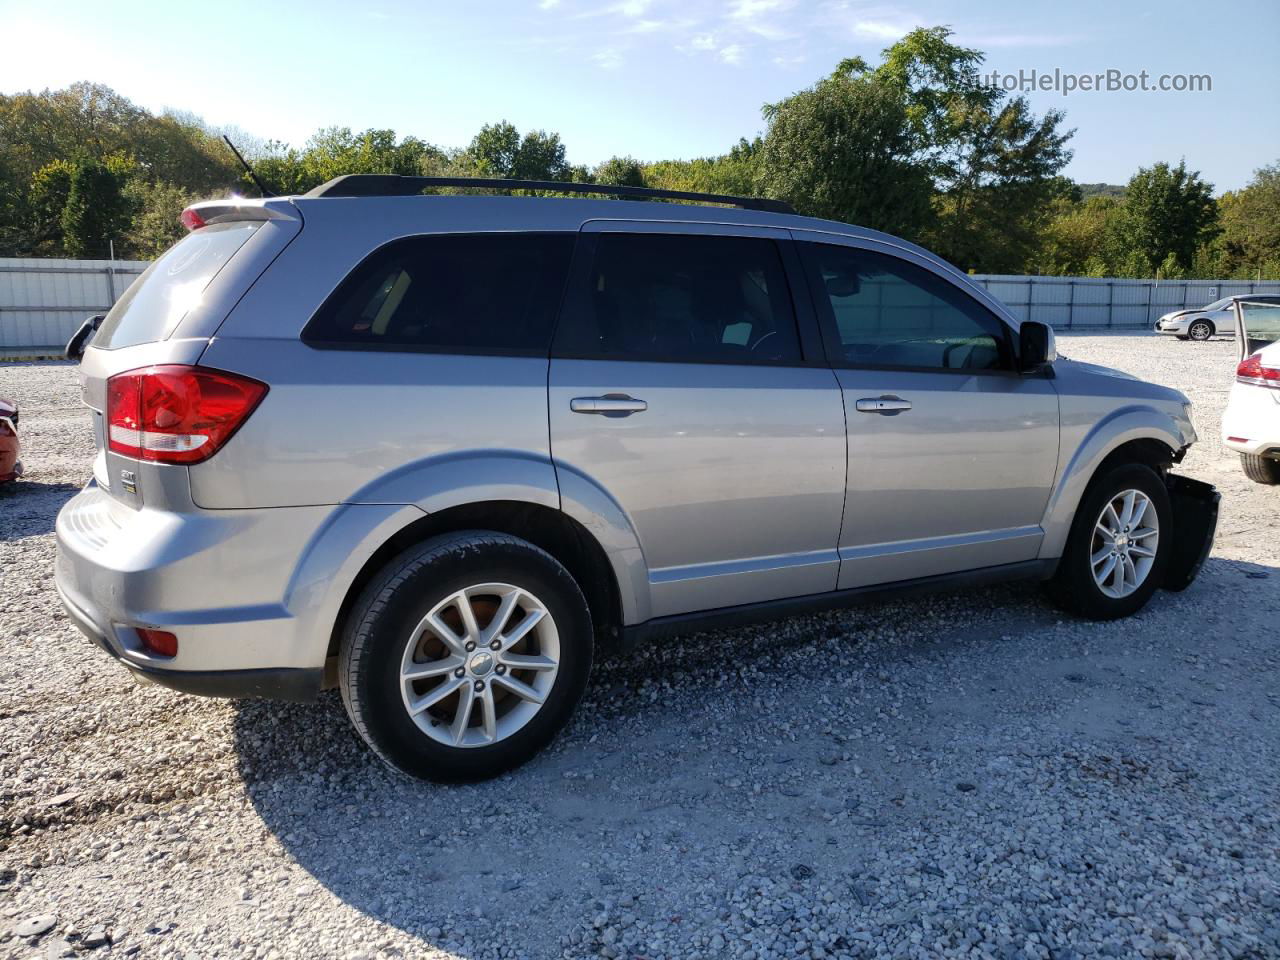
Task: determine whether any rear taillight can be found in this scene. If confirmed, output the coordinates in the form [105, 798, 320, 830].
[106, 365, 267, 464]
[1236, 354, 1280, 388]
[180, 207, 206, 231]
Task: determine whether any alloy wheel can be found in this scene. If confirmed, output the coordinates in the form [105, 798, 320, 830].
[1090, 489, 1159, 598]
[399, 583, 560, 748]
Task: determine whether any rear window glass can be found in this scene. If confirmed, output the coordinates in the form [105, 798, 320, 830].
[95, 222, 261, 349]
[303, 233, 575, 353]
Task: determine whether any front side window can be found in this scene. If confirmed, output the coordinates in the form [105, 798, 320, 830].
[304, 233, 575, 352]
[803, 242, 1010, 371]
[554, 233, 802, 364]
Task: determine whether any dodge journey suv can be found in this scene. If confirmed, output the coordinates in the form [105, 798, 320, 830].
[56, 176, 1219, 781]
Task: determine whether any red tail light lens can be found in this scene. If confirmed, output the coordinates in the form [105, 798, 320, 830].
[179, 207, 207, 231]
[1236, 354, 1280, 388]
[106, 365, 267, 464]
[137, 628, 178, 658]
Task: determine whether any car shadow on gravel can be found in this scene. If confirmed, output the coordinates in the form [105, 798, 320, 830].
[0, 480, 82, 539]
[229, 559, 1277, 956]
[228, 580, 1061, 953]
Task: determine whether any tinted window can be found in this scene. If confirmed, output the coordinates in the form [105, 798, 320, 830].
[97, 222, 261, 349]
[555, 233, 802, 364]
[803, 243, 1010, 371]
[305, 233, 575, 352]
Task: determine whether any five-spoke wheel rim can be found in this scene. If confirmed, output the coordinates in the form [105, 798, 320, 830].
[1091, 489, 1159, 599]
[399, 583, 560, 748]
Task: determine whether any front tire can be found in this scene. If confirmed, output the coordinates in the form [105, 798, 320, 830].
[1188, 320, 1213, 341]
[1045, 463, 1171, 620]
[1240, 453, 1280, 485]
[339, 532, 594, 781]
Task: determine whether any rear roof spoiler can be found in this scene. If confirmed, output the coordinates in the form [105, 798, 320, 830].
[184, 197, 300, 226]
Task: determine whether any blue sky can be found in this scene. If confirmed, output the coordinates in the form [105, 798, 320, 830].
[1, 0, 1276, 191]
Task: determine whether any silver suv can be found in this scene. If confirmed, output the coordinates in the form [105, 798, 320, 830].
[55, 177, 1220, 781]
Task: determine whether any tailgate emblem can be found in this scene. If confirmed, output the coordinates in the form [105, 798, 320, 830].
[119, 469, 137, 494]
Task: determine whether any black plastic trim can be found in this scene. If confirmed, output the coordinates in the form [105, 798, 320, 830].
[622, 559, 1057, 646]
[126, 663, 323, 702]
[304, 175, 796, 214]
[1162, 474, 1220, 592]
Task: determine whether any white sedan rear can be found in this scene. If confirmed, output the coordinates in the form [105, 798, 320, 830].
[1222, 301, 1280, 484]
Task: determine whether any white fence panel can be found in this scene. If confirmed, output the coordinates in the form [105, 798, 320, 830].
[0, 258, 148, 357]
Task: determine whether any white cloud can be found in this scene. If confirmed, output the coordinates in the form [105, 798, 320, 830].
[592, 48, 625, 69]
[537, 0, 560, 9]
[728, 0, 789, 20]
[852, 18, 916, 39]
[614, 0, 651, 15]
[772, 53, 807, 67]
[719, 43, 745, 64]
[690, 32, 716, 50]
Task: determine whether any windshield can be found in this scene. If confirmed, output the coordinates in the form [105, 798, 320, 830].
[1201, 297, 1233, 311]
[95, 222, 261, 349]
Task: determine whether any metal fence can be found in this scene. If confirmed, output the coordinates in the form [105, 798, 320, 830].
[971, 274, 1280, 329]
[3, 257, 1280, 358]
[0, 257, 148, 358]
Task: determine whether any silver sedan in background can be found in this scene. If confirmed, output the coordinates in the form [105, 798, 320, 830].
[1155, 297, 1238, 341]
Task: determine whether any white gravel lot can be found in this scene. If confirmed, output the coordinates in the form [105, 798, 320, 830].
[1, 333, 1277, 960]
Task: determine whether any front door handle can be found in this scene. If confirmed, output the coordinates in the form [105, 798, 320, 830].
[855, 395, 912, 415]
[570, 394, 648, 417]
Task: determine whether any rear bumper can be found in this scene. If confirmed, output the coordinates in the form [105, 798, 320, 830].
[1221, 382, 1280, 456]
[54, 481, 334, 700]
[58, 578, 320, 700]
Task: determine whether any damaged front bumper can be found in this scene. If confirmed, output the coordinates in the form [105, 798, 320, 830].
[1163, 474, 1220, 591]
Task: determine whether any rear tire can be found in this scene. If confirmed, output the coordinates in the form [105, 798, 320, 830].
[1188, 320, 1213, 341]
[339, 531, 593, 782]
[1240, 453, 1280, 485]
[1044, 463, 1171, 620]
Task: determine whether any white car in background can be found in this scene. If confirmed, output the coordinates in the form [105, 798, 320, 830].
[1155, 297, 1237, 341]
[1222, 298, 1280, 484]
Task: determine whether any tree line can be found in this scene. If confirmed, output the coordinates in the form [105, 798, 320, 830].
[1, 27, 1276, 279]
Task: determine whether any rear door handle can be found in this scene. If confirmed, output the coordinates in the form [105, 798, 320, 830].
[570, 394, 648, 417]
[854, 395, 912, 415]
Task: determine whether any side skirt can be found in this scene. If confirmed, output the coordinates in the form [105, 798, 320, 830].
[621, 558, 1059, 647]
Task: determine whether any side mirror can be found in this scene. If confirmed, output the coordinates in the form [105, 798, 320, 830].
[1018, 320, 1056, 372]
[66, 314, 104, 362]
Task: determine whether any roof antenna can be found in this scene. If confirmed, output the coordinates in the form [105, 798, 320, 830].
[223, 135, 275, 198]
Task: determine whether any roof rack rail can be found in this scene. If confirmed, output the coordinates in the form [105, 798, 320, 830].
[302, 175, 796, 214]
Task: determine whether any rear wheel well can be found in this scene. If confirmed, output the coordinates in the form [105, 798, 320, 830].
[327, 502, 622, 662]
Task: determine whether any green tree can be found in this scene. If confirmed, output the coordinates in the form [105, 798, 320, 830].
[124, 179, 195, 257]
[60, 161, 130, 258]
[466, 121, 570, 182]
[28, 159, 74, 253]
[1110, 161, 1217, 273]
[593, 155, 646, 187]
[756, 71, 932, 236]
[1218, 161, 1280, 279]
[855, 27, 1073, 271]
[1035, 195, 1119, 275]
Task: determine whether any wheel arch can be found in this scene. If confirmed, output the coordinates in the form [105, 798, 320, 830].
[1039, 412, 1184, 560]
[323, 500, 627, 668]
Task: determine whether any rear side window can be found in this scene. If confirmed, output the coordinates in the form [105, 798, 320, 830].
[553, 233, 802, 364]
[802, 242, 1011, 371]
[304, 233, 575, 353]
[96, 222, 261, 349]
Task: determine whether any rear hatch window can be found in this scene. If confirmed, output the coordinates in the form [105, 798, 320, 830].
[94, 222, 261, 349]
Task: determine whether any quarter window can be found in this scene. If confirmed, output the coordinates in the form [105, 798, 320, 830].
[554, 233, 803, 364]
[803, 243, 1010, 371]
[304, 233, 575, 352]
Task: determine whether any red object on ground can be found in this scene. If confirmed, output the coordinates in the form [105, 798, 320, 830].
[0, 397, 20, 483]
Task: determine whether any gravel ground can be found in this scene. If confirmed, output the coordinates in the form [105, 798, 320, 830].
[1, 333, 1277, 960]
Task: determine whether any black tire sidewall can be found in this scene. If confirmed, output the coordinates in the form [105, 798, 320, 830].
[342, 534, 593, 782]
[1056, 464, 1172, 620]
